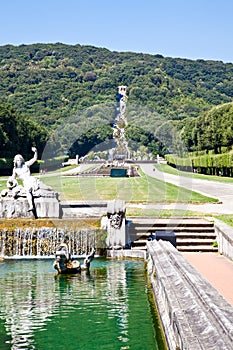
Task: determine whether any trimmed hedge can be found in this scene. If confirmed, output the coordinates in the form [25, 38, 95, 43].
[165, 151, 233, 177]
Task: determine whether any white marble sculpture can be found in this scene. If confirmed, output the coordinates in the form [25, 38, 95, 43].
[11, 147, 39, 211]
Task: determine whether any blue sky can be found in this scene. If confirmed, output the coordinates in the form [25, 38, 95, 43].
[1, 0, 233, 62]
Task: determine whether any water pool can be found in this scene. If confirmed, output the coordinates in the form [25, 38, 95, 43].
[0, 258, 166, 350]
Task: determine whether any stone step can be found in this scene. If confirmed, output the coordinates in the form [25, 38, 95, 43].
[129, 223, 214, 229]
[130, 232, 216, 240]
[131, 239, 148, 245]
[131, 242, 218, 252]
[129, 217, 217, 252]
[129, 230, 216, 238]
[131, 245, 147, 250]
[132, 238, 216, 245]
[128, 217, 214, 227]
[176, 231, 215, 236]
[177, 245, 218, 252]
[176, 238, 216, 245]
[128, 225, 214, 233]
[132, 241, 218, 252]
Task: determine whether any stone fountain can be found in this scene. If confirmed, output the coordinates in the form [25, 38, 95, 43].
[111, 85, 130, 161]
[0, 226, 99, 258]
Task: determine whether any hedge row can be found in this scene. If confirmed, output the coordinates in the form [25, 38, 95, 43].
[165, 151, 233, 177]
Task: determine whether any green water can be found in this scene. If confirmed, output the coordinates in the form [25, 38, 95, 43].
[0, 259, 166, 350]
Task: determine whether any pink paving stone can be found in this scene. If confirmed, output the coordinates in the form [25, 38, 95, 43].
[182, 252, 233, 306]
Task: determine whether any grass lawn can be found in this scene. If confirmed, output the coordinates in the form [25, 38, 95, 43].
[40, 170, 217, 203]
[214, 215, 233, 227]
[0, 180, 5, 189]
[2, 167, 233, 227]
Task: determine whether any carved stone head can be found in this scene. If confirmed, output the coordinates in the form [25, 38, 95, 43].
[13, 154, 25, 167]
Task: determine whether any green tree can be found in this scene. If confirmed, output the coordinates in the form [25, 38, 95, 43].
[180, 103, 233, 154]
[0, 102, 48, 158]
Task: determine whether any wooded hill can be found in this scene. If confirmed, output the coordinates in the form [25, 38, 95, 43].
[0, 43, 232, 126]
[0, 43, 233, 162]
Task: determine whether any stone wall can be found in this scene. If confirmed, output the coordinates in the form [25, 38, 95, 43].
[215, 219, 233, 261]
[0, 182, 60, 218]
[103, 200, 127, 248]
[0, 197, 60, 218]
[107, 249, 146, 260]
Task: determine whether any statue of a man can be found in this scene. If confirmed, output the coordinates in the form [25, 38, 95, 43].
[12, 147, 39, 211]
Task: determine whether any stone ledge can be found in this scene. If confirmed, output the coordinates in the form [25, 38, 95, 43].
[147, 240, 233, 350]
[214, 218, 233, 261]
[0, 197, 60, 218]
[107, 249, 146, 260]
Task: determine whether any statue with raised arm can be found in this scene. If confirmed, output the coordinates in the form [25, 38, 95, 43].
[12, 147, 39, 211]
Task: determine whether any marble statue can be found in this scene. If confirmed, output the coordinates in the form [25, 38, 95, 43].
[0, 148, 60, 218]
[53, 244, 95, 274]
[11, 147, 39, 211]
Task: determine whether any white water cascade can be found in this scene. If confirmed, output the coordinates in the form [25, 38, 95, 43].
[112, 85, 130, 161]
[0, 227, 99, 257]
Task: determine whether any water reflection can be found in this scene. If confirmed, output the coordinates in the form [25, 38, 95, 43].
[0, 259, 159, 350]
[0, 261, 57, 349]
[107, 262, 129, 343]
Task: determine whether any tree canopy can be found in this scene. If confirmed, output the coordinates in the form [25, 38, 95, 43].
[0, 43, 232, 127]
[181, 103, 233, 154]
[0, 102, 47, 159]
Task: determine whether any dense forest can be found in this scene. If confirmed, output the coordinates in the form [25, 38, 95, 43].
[0, 43, 233, 162]
[0, 102, 47, 158]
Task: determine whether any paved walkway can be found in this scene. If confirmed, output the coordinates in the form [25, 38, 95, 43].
[182, 252, 233, 306]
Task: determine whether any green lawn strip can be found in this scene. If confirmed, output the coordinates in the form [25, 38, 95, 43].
[126, 208, 212, 217]
[41, 171, 216, 203]
[57, 164, 78, 172]
[214, 214, 233, 227]
[0, 180, 6, 189]
[126, 209, 233, 230]
[155, 164, 233, 183]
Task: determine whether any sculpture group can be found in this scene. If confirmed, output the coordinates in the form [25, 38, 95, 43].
[1, 147, 39, 212]
[0, 147, 60, 218]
